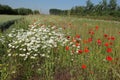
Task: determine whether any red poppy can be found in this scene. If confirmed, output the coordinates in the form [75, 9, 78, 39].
[83, 40, 88, 44]
[108, 36, 115, 40]
[108, 37, 111, 40]
[81, 64, 87, 69]
[110, 42, 112, 45]
[89, 31, 94, 35]
[104, 34, 108, 38]
[104, 42, 109, 47]
[111, 36, 115, 40]
[76, 42, 80, 47]
[78, 50, 83, 54]
[67, 36, 70, 39]
[84, 48, 89, 53]
[95, 25, 99, 30]
[106, 56, 113, 61]
[106, 48, 112, 53]
[65, 46, 69, 51]
[88, 38, 92, 43]
[76, 34, 80, 39]
[97, 39, 102, 45]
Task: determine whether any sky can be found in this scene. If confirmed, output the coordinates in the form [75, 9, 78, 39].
[0, 0, 120, 14]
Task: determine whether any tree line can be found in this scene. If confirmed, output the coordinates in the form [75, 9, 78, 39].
[49, 0, 120, 17]
[0, 4, 40, 15]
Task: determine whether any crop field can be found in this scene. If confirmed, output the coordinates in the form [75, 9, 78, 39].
[0, 15, 22, 24]
[0, 15, 120, 80]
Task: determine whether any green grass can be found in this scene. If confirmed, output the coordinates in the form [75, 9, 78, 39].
[0, 15, 22, 24]
[70, 15, 120, 22]
[0, 15, 120, 80]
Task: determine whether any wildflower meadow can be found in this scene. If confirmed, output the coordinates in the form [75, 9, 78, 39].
[0, 15, 120, 80]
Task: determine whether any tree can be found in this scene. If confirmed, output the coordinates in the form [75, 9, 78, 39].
[0, 4, 14, 14]
[102, 0, 108, 10]
[85, 0, 94, 15]
[72, 6, 84, 16]
[86, 0, 93, 10]
[33, 10, 40, 14]
[49, 9, 63, 15]
[15, 8, 33, 15]
[109, 0, 117, 10]
[0, 4, 39, 15]
[49, 0, 120, 17]
[70, 7, 75, 15]
[95, 0, 108, 16]
[118, 6, 120, 11]
[93, 4, 103, 16]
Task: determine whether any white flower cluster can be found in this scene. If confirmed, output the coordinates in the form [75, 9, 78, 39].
[7, 22, 69, 60]
[0, 36, 5, 44]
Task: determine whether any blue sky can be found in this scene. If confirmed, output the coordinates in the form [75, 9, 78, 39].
[0, 0, 120, 14]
